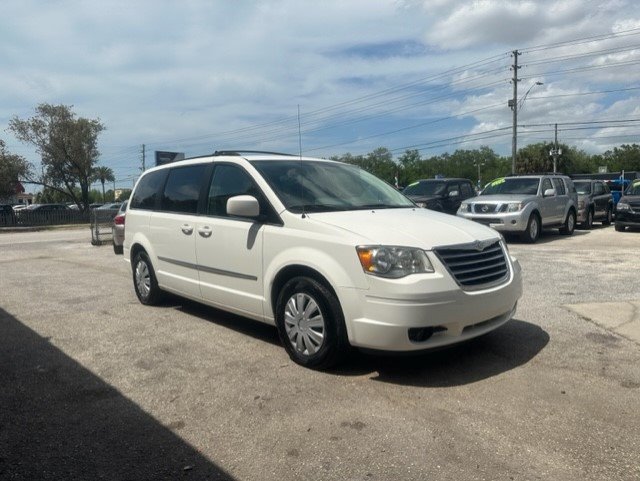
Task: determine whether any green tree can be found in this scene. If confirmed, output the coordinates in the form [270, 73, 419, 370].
[600, 144, 640, 173]
[0, 139, 32, 200]
[8, 104, 105, 210]
[516, 142, 587, 174]
[92, 166, 115, 202]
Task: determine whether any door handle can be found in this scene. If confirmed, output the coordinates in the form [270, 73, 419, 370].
[197, 226, 212, 238]
[181, 224, 194, 235]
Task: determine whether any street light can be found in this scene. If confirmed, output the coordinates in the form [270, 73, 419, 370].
[510, 81, 543, 174]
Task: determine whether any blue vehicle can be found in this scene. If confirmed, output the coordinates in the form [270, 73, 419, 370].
[605, 179, 631, 208]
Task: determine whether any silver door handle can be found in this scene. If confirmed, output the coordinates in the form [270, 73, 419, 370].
[198, 226, 212, 238]
[181, 224, 194, 235]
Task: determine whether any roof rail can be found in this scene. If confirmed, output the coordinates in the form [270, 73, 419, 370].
[507, 172, 566, 177]
[213, 150, 295, 157]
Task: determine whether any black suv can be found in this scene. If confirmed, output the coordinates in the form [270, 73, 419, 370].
[615, 181, 640, 231]
[573, 179, 614, 229]
[403, 178, 476, 215]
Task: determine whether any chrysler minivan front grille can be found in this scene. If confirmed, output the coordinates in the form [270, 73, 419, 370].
[434, 241, 509, 290]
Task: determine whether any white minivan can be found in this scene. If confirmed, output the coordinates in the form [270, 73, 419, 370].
[124, 151, 522, 369]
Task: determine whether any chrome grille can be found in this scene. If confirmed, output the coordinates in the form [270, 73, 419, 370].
[628, 202, 640, 211]
[434, 241, 509, 290]
[473, 203, 498, 214]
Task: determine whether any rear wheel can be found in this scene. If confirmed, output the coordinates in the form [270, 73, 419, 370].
[615, 223, 626, 232]
[275, 276, 349, 370]
[132, 251, 164, 305]
[559, 210, 576, 235]
[113, 241, 123, 255]
[521, 213, 540, 243]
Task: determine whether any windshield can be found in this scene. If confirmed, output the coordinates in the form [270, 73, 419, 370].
[403, 180, 446, 196]
[481, 177, 540, 195]
[625, 182, 640, 196]
[251, 160, 414, 213]
[574, 181, 591, 194]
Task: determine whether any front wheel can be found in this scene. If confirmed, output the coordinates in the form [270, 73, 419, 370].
[581, 209, 593, 230]
[615, 223, 626, 232]
[132, 251, 164, 305]
[521, 213, 540, 243]
[602, 206, 612, 226]
[275, 277, 349, 370]
[559, 210, 576, 235]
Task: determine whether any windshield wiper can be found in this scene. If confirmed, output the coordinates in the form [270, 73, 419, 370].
[355, 204, 405, 210]
[287, 204, 349, 213]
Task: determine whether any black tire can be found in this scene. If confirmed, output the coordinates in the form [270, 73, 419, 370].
[615, 223, 625, 232]
[132, 251, 164, 305]
[113, 241, 123, 255]
[602, 206, 612, 226]
[581, 209, 593, 230]
[520, 212, 541, 243]
[559, 210, 576, 235]
[275, 276, 349, 370]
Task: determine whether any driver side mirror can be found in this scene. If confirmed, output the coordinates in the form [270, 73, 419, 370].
[543, 188, 556, 197]
[448, 190, 459, 198]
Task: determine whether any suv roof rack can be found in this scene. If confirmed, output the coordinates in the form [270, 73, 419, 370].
[506, 172, 566, 177]
[213, 150, 295, 157]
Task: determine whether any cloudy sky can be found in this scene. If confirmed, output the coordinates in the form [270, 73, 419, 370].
[1, 0, 640, 187]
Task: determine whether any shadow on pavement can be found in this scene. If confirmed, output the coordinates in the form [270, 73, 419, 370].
[334, 319, 549, 387]
[0, 308, 235, 481]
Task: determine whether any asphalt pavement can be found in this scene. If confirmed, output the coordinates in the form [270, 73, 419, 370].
[0, 225, 638, 480]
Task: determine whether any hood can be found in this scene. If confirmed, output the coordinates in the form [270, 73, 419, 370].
[620, 194, 640, 202]
[306, 208, 498, 250]
[468, 194, 539, 203]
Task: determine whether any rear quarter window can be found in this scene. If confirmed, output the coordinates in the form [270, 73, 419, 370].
[130, 170, 168, 210]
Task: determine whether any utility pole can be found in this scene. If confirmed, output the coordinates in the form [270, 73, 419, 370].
[509, 50, 520, 174]
[549, 123, 561, 173]
[141, 144, 146, 172]
[474, 159, 486, 190]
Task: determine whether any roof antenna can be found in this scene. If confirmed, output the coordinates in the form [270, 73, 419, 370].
[298, 105, 306, 219]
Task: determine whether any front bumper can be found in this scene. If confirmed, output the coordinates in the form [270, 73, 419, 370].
[615, 210, 640, 227]
[338, 255, 523, 351]
[457, 211, 528, 233]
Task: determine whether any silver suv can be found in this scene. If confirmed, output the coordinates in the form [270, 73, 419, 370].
[457, 174, 578, 243]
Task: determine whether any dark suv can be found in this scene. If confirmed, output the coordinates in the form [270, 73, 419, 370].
[573, 179, 613, 229]
[615, 180, 640, 231]
[0, 204, 16, 226]
[403, 178, 476, 215]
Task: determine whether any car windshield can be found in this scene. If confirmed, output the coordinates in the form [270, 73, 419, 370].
[481, 178, 540, 195]
[251, 160, 414, 213]
[625, 182, 640, 196]
[574, 181, 592, 194]
[403, 181, 446, 196]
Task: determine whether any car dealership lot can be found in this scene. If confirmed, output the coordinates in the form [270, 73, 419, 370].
[0, 227, 638, 480]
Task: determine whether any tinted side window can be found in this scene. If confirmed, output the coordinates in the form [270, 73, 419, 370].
[446, 183, 460, 196]
[161, 164, 208, 214]
[207, 164, 260, 217]
[541, 178, 553, 194]
[130, 170, 168, 210]
[593, 182, 604, 195]
[460, 182, 474, 197]
[552, 178, 566, 195]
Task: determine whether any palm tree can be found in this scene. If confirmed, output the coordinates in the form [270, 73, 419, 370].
[92, 166, 115, 202]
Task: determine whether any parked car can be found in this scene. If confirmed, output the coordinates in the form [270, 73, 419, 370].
[605, 179, 631, 210]
[97, 202, 122, 210]
[26, 203, 70, 211]
[0, 204, 17, 226]
[124, 151, 522, 369]
[573, 179, 613, 229]
[112, 201, 127, 254]
[615, 180, 640, 232]
[403, 178, 476, 215]
[457, 174, 578, 243]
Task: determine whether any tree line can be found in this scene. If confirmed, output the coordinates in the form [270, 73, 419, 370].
[2, 103, 639, 207]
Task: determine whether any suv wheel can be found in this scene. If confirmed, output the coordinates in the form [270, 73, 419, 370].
[603, 207, 612, 226]
[132, 251, 164, 305]
[113, 240, 123, 255]
[582, 209, 593, 230]
[521, 213, 540, 243]
[275, 276, 349, 370]
[615, 223, 625, 232]
[559, 210, 576, 235]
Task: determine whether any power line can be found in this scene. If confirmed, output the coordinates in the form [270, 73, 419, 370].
[521, 27, 640, 54]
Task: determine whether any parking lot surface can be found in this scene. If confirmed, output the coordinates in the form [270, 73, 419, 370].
[1, 226, 639, 480]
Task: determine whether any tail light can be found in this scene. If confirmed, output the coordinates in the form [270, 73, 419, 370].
[114, 214, 125, 225]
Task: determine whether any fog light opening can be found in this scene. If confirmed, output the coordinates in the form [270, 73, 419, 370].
[408, 326, 447, 343]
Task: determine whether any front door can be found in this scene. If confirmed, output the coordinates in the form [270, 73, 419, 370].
[196, 164, 265, 319]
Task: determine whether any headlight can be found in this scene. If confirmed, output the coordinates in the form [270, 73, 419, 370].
[356, 246, 435, 278]
[577, 200, 585, 209]
[458, 203, 471, 213]
[504, 202, 523, 213]
[617, 202, 630, 211]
